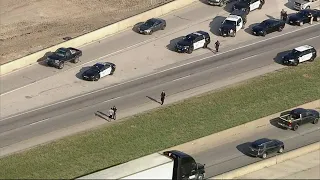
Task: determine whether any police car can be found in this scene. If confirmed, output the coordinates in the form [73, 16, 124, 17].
[282, 45, 317, 66]
[232, 0, 265, 14]
[219, 11, 246, 37]
[82, 62, 116, 81]
[175, 31, 211, 54]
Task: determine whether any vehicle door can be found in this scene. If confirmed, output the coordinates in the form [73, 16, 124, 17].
[65, 51, 71, 61]
[250, 0, 260, 10]
[299, 50, 311, 62]
[266, 141, 277, 154]
[236, 18, 243, 31]
[153, 21, 161, 31]
[194, 36, 205, 49]
[99, 65, 108, 78]
[264, 21, 271, 33]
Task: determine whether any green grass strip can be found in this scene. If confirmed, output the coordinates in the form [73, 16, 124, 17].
[1, 59, 320, 179]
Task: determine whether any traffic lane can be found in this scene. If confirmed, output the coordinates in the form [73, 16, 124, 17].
[1, 22, 319, 120]
[1, 26, 319, 132]
[0, 1, 221, 94]
[0, 0, 287, 97]
[195, 122, 320, 178]
[2, 36, 320, 148]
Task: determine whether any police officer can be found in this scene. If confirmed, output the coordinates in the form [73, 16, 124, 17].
[215, 40, 220, 52]
[280, 9, 285, 21]
[112, 106, 117, 120]
[160, 91, 166, 105]
[283, 10, 288, 22]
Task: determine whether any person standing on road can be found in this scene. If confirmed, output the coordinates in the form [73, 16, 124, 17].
[215, 40, 220, 52]
[160, 91, 166, 105]
[108, 108, 114, 120]
[309, 13, 313, 25]
[112, 106, 117, 120]
[280, 9, 285, 21]
[283, 10, 288, 22]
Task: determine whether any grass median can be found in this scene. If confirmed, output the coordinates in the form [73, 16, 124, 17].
[1, 59, 320, 179]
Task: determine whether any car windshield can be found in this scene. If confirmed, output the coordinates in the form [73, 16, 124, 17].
[291, 49, 301, 57]
[297, 11, 308, 17]
[92, 65, 102, 71]
[144, 19, 155, 27]
[184, 35, 196, 41]
[55, 49, 66, 57]
[251, 143, 263, 149]
[238, 0, 250, 4]
[260, 21, 270, 27]
[224, 20, 236, 26]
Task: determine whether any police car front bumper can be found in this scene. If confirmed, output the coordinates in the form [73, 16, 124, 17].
[207, 1, 220, 5]
[176, 46, 189, 53]
[82, 75, 95, 81]
[282, 58, 296, 65]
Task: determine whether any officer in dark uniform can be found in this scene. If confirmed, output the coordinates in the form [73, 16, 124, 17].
[160, 91, 166, 105]
[215, 40, 220, 52]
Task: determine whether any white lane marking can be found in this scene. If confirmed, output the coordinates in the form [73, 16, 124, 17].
[1, 25, 320, 121]
[1, 24, 319, 96]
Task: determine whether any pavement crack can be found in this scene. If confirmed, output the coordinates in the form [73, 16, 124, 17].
[173, 15, 191, 21]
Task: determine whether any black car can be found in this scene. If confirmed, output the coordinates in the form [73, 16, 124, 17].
[288, 9, 320, 26]
[232, 0, 264, 14]
[47, 47, 82, 69]
[252, 19, 285, 36]
[175, 31, 210, 54]
[82, 62, 116, 81]
[138, 18, 166, 35]
[248, 138, 284, 159]
[278, 108, 319, 131]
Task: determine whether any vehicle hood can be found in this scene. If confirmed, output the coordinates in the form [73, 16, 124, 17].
[289, 14, 302, 21]
[309, 109, 320, 117]
[234, 2, 248, 10]
[48, 53, 63, 60]
[252, 25, 265, 32]
[221, 24, 235, 31]
[176, 39, 192, 46]
[83, 68, 99, 77]
[139, 24, 151, 31]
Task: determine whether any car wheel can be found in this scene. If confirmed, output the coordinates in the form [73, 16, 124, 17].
[278, 147, 284, 153]
[262, 153, 267, 159]
[316, 17, 320, 21]
[245, 9, 249, 14]
[149, 30, 153, 35]
[219, 1, 225, 7]
[110, 68, 115, 75]
[94, 75, 100, 81]
[231, 31, 236, 37]
[309, 56, 315, 62]
[161, 24, 166, 30]
[299, 21, 304, 26]
[58, 62, 64, 69]
[262, 31, 267, 36]
[293, 124, 299, 131]
[293, 59, 299, 66]
[312, 118, 319, 124]
[258, 4, 263, 9]
[73, 57, 79, 63]
[198, 174, 204, 180]
[278, 26, 283, 32]
[306, 6, 310, 9]
[187, 46, 194, 54]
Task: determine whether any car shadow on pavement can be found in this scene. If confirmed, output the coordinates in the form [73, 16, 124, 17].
[132, 22, 144, 34]
[285, 0, 294, 10]
[76, 66, 91, 80]
[166, 36, 184, 52]
[209, 16, 226, 36]
[273, 50, 291, 65]
[269, 111, 291, 129]
[236, 142, 254, 157]
[37, 51, 53, 66]
[244, 23, 260, 35]
[146, 96, 161, 104]
[95, 111, 111, 122]
[198, 0, 208, 5]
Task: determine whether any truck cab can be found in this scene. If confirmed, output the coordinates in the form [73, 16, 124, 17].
[47, 47, 82, 69]
[164, 151, 205, 180]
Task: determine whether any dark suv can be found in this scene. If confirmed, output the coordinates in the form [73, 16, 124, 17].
[248, 138, 284, 159]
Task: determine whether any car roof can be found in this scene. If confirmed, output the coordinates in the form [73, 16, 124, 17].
[291, 108, 307, 114]
[294, 45, 314, 52]
[226, 15, 241, 21]
[252, 138, 272, 146]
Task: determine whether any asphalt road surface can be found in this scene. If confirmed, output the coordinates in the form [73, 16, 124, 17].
[198, 119, 320, 178]
[0, 25, 319, 154]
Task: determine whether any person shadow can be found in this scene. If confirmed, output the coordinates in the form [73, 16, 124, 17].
[146, 96, 161, 104]
[95, 111, 112, 122]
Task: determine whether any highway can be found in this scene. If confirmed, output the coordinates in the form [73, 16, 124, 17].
[197, 117, 320, 178]
[1, 24, 319, 156]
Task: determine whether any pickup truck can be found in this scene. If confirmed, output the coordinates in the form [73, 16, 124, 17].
[46, 47, 82, 69]
[292, 0, 319, 11]
[277, 108, 319, 131]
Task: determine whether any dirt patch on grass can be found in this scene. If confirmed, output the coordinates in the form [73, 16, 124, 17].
[0, 0, 173, 64]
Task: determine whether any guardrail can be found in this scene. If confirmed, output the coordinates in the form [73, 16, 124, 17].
[0, 0, 198, 76]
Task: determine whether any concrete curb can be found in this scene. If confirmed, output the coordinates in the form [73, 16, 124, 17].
[211, 142, 320, 179]
[0, 0, 198, 76]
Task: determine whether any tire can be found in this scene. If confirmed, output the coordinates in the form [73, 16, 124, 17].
[262, 31, 267, 36]
[231, 31, 236, 37]
[306, 6, 310, 9]
[262, 153, 267, 159]
[278, 26, 283, 32]
[161, 24, 166, 30]
[73, 57, 79, 63]
[258, 3, 263, 9]
[293, 124, 299, 131]
[312, 118, 319, 124]
[245, 8, 250, 14]
[110, 68, 116, 75]
[293, 59, 299, 66]
[58, 62, 64, 69]
[149, 30, 153, 35]
[219, 1, 225, 7]
[187, 46, 194, 54]
[316, 17, 320, 22]
[198, 174, 204, 180]
[94, 74, 100, 81]
[278, 147, 284, 153]
[309, 55, 315, 62]
[299, 21, 304, 26]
